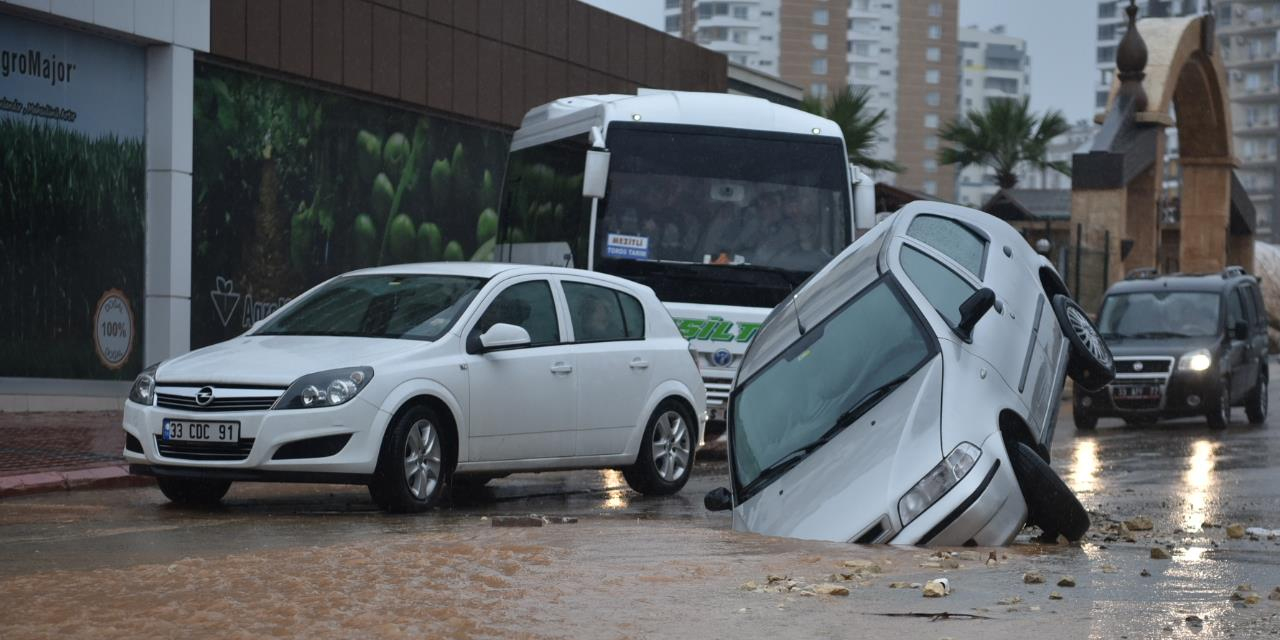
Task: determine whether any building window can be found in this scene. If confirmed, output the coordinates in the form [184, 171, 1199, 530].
[925, 114, 939, 128]
[851, 42, 872, 56]
[812, 58, 828, 75]
[926, 91, 940, 106]
[665, 15, 681, 32]
[1099, 2, 1117, 19]
[852, 63, 873, 79]
[879, 69, 892, 76]
[923, 180, 938, 195]
[733, 5, 749, 19]
[881, 25, 893, 31]
[810, 83, 829, 98]
[812, 9, 829, 26]
[853, 0, 871, 10]
[732, 29, 748, 44]
[926, 47, 941, 62]
[761, 10, 773, 17]
[852, 18, 875, 32]
[665, 0, 680, 8]
[1097, 45, 1116, 62]
[925, 136, 939, 150]
[760, 35, 773, 41]
[1096, 91, 1109, 108]
[924, 159, 938, 173]
[812, 33, 828, 50]
[928, 2, 943, 17]
[1100, 69, 1113, 85]
[925, 69, 940, 84]
[928, 24, 942, 40]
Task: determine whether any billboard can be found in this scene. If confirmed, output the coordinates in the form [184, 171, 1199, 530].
[191, 63, 510, 348]
[0, 14, 146, 380]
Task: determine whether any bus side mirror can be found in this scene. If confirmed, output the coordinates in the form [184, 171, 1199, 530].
[583, 148, 610, 199]
[850, 164, 876, 232]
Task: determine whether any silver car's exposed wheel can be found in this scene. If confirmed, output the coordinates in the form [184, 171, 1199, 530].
[370, 405, 450, 512]
[1053, 295, 1115, 392]
[623, 400, 696, 496]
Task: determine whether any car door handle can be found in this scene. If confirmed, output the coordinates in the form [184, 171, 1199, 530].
[629, 358, 650, 370]
[549, 362, 574, 375]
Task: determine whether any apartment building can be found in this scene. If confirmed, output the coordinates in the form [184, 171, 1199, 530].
[1218, 0, 1280, 241]
[667, 0, 960, 200]
[955, 26, 1031, 207]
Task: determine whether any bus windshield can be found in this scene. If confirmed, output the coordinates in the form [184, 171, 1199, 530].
[598, 124, 850, 279]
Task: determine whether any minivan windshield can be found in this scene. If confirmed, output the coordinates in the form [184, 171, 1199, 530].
[731, 278, 936, 499]
[257, 274, 485, 341]
[1098, 291, 1221, 339]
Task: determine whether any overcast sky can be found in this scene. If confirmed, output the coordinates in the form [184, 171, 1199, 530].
[579, 0, 1097, 124]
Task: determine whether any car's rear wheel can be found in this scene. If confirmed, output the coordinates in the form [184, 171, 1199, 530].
[1053, 295, 1115, 392]
[1207, 381, 1230, 431]
[1246, 371, 1268, 425]
[1009, 441, 1089, 542]
[156, 477, 232, 506]
[1073, 411, 1097, 431]
[369, 405, 449, 512]
[623, 400, 695, 496]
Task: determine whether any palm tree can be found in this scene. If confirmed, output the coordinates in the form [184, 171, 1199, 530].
[801, 86, 903, 174]
[938, 96, 1071, 189]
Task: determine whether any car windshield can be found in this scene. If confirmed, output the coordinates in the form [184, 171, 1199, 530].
[256, 274, 485, 340]
[731, 278, 935, 497]
[1097, 291, 1221, 338]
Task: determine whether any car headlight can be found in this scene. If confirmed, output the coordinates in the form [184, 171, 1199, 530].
[897, 442, 981, 527]
[128, 365, 159, 406]
[1177, 349, 1212, 372]
[274, 367, 374, 410]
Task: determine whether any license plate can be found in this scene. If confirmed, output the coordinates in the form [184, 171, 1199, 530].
[1114, 385, 1160, 399]
[162, 419, 240, 443]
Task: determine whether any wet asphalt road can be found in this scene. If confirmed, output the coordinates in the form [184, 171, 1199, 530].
[2, 368, 1279, 638]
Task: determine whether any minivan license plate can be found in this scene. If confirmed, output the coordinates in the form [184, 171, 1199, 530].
[163, 420, 240, 442]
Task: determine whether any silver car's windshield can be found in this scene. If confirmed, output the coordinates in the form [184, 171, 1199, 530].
[1098, 292, 1221, 338]
[731, 278, 936, 498]
[257, 274, 485, 341]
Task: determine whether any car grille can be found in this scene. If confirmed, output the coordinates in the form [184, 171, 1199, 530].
[1114, 359, 1172, 374]
[155, 385, 285, 412]
[155, 435, 255, 461]
[1113, 397, 1162, 410]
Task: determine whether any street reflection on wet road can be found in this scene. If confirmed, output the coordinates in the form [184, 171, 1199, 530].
[1181, 439, 1218, 534]
[1068, 438, 1100, 495]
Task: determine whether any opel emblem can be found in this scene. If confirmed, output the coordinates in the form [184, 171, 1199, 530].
[195, 386, 215, 406]
[1133, 362, 1144, 372]
[711, 349, 733, 367]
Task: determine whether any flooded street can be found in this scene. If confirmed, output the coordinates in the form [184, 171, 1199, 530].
[3, 370, 1280, 639]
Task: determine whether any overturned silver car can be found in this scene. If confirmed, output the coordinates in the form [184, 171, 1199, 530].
[706, 202, 1114, 545]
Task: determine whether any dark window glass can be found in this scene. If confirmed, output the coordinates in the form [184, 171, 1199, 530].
[257, 275, 484, 340]
[899, 245, 975, 326]
[497, 138, 590, 268]
[906, 215, 987, 276]
[1098, 292, 1222, 338]
[563, 282, 628, 342]
[1249, 284, 1268, 329]
[476, 281, 560, 346]
[1227, 288, 1245, 328]
[618, 291, 645, 338]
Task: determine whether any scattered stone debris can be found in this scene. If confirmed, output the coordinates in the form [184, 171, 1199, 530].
[1245, 527, 1280, 539]
[1185, 615, 1204, 626]
[841, 559, 882, 574]
[814, 584, 850, 596]
[1049, 592, 1063, 600]
[922, 579, 951, 598]
[1150, 547, 1172, 560]
[1023, 572, 1045, 584]
[1231, 586, 1262, 605]
[1100, 564, 1118, 574]
[1269, 587, 1280, 601]
[1226, 523, 1246, 539]
[996, 596, 1023, 606]
[1124, 516, 1154, 531]
[888, 582, 920, 589]
[1140, 569, 1151, 577]
[491, 515, 545, 528]
[985, 551, 998, 566]
[1057, 576, 1076, 588]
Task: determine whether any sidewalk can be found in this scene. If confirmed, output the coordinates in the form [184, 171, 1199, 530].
[0, 411, 151, 497]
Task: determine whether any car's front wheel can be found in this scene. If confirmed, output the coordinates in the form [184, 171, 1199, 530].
[369, 405, 449, 512]
[623, 400, 695, 496]
[156, 477, 232, 506]
[1053, 295, 1115, 392]
[1246, 371, 1268, 425]
[1207, 381, 1231, 431]
[1009, 441, 1089, 541]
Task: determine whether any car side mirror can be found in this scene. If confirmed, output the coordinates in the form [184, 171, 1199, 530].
[954, 288, 996, 343]
[704, 486, 733, 511]
[1233, 321, 1249, 341]
[476, 323, 531, 352]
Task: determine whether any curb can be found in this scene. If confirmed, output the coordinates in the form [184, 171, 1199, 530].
[0, 464, 154, 498]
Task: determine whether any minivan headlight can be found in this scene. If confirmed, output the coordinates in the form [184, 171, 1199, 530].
[898, 442, 981, 527]
[1177, 349, 1212, 372]
[274, 367, 374, 410]
[128, 365, 159, 406]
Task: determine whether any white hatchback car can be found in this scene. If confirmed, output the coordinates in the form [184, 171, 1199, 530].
[124, 263, 706, 511]
[705, 202, 1113, 545]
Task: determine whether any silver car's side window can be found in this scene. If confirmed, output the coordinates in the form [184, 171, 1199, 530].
[476, 280, 561, 346]
[900, 245, 976, 327]
[906, 214, 987, 277]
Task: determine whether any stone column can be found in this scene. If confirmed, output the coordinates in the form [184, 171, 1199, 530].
[1123, 135, 1164, 274]
[1071, 187, 1127, 286]
[144, 45, 195, 365]
[1179, 157, 1233, 274]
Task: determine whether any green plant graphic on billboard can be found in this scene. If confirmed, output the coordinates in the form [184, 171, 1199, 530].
[192, 63, 508, 348]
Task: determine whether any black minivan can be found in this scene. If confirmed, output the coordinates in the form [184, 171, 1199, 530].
[1074, 267, 1270, 430]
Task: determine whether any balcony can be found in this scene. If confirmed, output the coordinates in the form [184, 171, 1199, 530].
[1226, 47, 1280, 66]
[1240, 153, 1279, 168]
[1219, 6, 1280, 34]
[1237, 118, 1280, 135]
[1231, 84, 1280, 101]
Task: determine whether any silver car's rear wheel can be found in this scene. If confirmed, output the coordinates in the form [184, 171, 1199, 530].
[623, 400, 696, 496]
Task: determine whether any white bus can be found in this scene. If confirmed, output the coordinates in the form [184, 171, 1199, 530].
[496, 90, 875, 436]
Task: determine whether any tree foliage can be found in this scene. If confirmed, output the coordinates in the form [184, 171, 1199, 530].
[937, 96, 1071, 189]
[800, 86, 903, 174]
